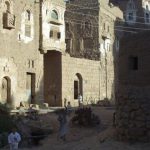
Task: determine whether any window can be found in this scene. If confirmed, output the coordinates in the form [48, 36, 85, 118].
[128, 12, 134, 20]
[103, 23, 106, 30]
[129, 56, 138, 70]
[28, 59, 30, 68]
[129, 3, 132, 9]
[145, 13, 149, 23]
[83, 21, 92, 37]
[65, 23, 69, 32]
[5, 1, 10, 13]
[107, 25, 110, 32]
[57, 32, 61, 39]
[146, 5, 149, 10]
[18, 33, 21, 41]
[107, 43, 110, 51]
[74, 81, 79, 99]
[115, 37, 119, 50]
[32, 60, 34, 68]
[85, 21, 91, 30]
[49, 30, 53, 38]
[127, 0, 135, 10]
[25, 24, 31, 37]
[25, 10, 31, 21]
[51, 10, 58, 20]
[46, 9, 48, 15]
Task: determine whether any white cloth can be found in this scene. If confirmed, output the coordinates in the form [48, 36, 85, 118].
[78, 95, 83, 103]
[8, 132, 21, 150]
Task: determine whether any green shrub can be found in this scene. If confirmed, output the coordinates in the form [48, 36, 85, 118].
[0, 115, 16, 133]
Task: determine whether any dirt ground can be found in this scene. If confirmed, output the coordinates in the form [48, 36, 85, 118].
[2, 107, 150, 150]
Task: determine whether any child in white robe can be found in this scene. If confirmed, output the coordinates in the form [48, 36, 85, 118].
[8, 128, 21, 150]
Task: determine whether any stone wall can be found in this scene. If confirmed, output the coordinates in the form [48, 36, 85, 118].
[116, 86, 150, 142]
[65, 0, 100, 60]
[61, 54, 115, 107]
[99, 1, 123, 103]
[116, 32, 150, 141]
[0, 0, 44, 107]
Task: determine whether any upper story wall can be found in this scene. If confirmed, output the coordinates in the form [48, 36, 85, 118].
[41, 0, 66, 54]
[119, 31, 150, 86]
[99, 0, 123, 56]
[0, 0, 40, 59]
[110, 0, 150, 27]
[65, 0, 100, 60]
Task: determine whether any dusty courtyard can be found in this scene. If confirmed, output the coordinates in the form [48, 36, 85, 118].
[2, 107, 150, 150]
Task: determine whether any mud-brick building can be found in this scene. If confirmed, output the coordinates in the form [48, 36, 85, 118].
[116, 32, 150, 142]
[111, 0, 150, 142]
[111, 0, 150, 27]
[0, 0, 44, 107]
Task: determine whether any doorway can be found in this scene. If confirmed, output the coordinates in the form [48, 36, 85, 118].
[44, 51, 62, 106]
[1, 76, 11, 104]
[26, 73, 35, 104]
[74, 73, 83, 99]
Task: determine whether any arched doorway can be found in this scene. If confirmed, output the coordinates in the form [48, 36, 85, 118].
[1, 76, 11, 104]
[74, 73, 83, 99]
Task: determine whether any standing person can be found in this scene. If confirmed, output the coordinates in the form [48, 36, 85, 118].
[8, 128, 21, 150]
[64, 98, 67, 108]
[57, 109, 68, 141]
[78, 93, 83, 107]
[66, 101, 72, 116]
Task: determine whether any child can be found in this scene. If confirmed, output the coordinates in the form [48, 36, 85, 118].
[66, 101, 72, 116]
[8, 128, 21, 150]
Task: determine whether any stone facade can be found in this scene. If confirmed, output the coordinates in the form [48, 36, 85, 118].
[0, 0, 44, 107]
[61, 54, 100, 107]
[0, 0, 123, 108]
[65, 0, 100, 60]
[99, 0, 123, 101]
[42, 0, 123, 106]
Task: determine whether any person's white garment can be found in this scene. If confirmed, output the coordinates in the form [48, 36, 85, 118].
[8, 132, 21, 150]
[78, 95, 83, 104]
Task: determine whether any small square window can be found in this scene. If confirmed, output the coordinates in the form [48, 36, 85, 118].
[129, 56, 138, 70]
[57, 32, 61, 39]
[145, 13, 149, 23]
[128, 12, 134, 20]
[32, 60, 34, 68]
[50, 30, 53, 38]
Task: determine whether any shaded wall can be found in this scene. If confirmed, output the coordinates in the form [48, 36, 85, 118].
[116, 32, 150, 142]
[44, 51, 62, 106]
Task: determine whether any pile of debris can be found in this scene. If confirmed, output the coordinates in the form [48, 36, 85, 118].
[71, 107, 100, 127]
[97, 98, 111, 107]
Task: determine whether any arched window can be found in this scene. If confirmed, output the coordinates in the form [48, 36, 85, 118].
[74, 73, 83, 100]
[25, 10, 31, 21]
[5, 1, 10, 12]
[84, 21, 92, 36]
[51, 10, 58, 20]
[1, 76, 11, 104]
[24, 10, 33, 38]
